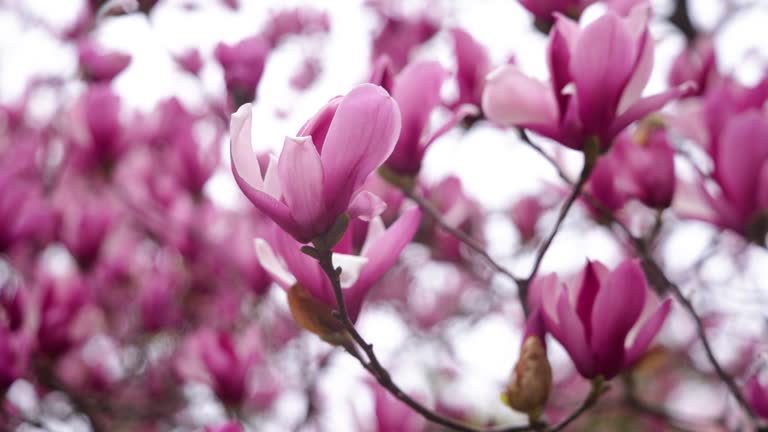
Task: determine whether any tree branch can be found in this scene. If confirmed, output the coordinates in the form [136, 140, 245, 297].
[400, 186, 523, 286]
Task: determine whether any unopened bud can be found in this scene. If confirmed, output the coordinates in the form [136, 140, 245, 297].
[502, 336, 552, 422]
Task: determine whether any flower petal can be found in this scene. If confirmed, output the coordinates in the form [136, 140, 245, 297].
[623, 297, 672, 367]
[332, 253, 369, 288]
[253, 238, 296, 289]
[482, 65, 558, 127]
[278, 136, 326, 229]
[346, 207, 421, 321]
[608, 82, 697, 140]
[717, 111, 768, 218]
[320, 84, 402, 216]
[348, 191, 387, 222]
[230, 103, 263, 189]
[590, 259, 647, 379]
[387, 61, 448, 174]
[571, 12, 637, 135]
[555, 288, 596, 378]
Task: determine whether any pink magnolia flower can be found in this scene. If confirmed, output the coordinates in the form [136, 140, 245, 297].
[676, 110, 768, 243]
[36, 277, 91, 356]
[747, 373, 768, 419]
[68, 83, 127, 172]
[510, 195, 548, 243]
[449, 28, 492, 110]
[0, 287, 32, 391]
[0, 171, 58, 253]
[385, 61, 476, 175]
[77, 39, 131, 81]
[369, 7, 439, 73]
[77, 39, 131, 82]
[231, 84, 402, 243]
[530, 259, 672, 379]
[214, 35, 270, 104]
[175, 327, 279, 408]
[175, 48, 203, 76]
[668, 37, 719, 96]
[586, 126, 676, 212]
[483, 7, 694, 151]
[517, 0, 597, 24]
[255, 207, 421, 323]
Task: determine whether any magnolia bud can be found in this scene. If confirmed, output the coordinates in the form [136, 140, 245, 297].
[502, 335, 552, 422]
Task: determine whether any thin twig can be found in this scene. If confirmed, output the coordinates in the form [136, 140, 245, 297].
[400, 187, 523, 285]
[520, 140, 594, 313]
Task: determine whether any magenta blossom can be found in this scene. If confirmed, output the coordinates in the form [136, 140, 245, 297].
[370, 8, 439, 73]
[668, 37, 719, 97]
[747, 373, 768, 419]
[450, 28, 492, 110]
[676, 110, 768, 243]
[175, 49, 203, 76]
[586, 126, 676, 212]
[530, 259, 672, 379]
[175, 327, 279, 408]
[231, 83, 402, 243]
[510, 195, 548, 243]
[483, 7, 694, 151]
[385, 61, 477, 175]
[517, 0, 597, 24]
[77, 39, 131, 82]
[214, 35, 270, 104]
[255, 207, 421, 323]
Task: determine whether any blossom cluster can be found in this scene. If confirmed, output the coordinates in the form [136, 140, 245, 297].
[2, 0, 768, 431]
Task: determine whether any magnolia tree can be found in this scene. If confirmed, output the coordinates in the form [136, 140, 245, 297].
[2, 0, 768, 430]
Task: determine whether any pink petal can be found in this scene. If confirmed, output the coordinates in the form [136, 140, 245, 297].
[369, 55, 395, 93]
[230, 103, 264, 189]
[589, 259, 647, 379]
[297, 96, 343, 153]
[481, 65, 558, 128]
[717, 111, 768, 217]
[421, 104, 480, 153]
[348, 191, 387, 222]
[571, 12, 637, 135]
[320, 84, 402, 217]
[575, 260, 603, 341]
[253, 238, 296, 289]
[528, 273, 560, 322]
[555, 288, 596, 378]
[617, 30, 654, 114]
[748, 375, 768, 419]
[387, 61, 448, 174]
[623, 298, 672, 367]
[547, 14, 580, 115]
[347, 207, 421, 321]
[450, 27, 491, 107]
[608, 81, 697, 140]
[278, 136, 327, 230]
